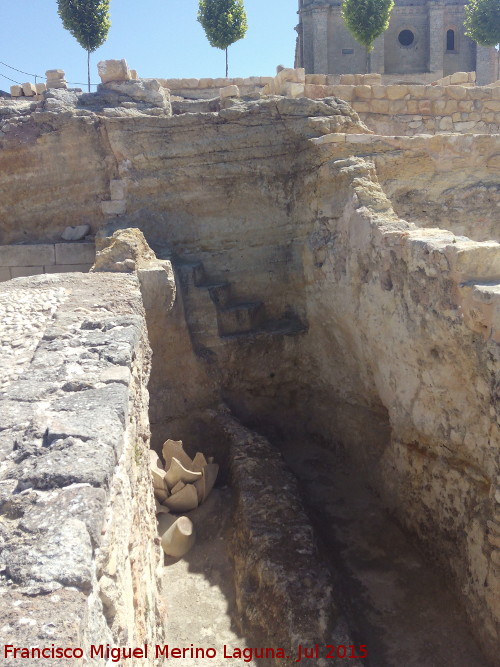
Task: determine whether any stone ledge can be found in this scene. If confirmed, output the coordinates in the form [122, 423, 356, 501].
[0, 244, 55, 267]
[214, 411, 359, 666]
[0, 243, 96, 280]
[55, 242, 95, 265]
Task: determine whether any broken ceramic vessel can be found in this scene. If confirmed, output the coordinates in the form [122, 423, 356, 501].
[150, 440, 219, 517]
[161, 516, 196, 558]
[164, 483, 199, 512]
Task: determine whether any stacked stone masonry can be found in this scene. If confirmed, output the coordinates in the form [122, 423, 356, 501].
[158, 68, 500, 135]
[0, 242, 95, 281]
[304, 82, 500, 134]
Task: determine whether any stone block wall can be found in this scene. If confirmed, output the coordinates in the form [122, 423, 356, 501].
[156, 67, 500, 136]
[0, 272, 165, 664]
[304, 82, 500, 134]
[0, 242, 95, 281]
[159, 75, 275, 100]
[431, 71, 476, 86]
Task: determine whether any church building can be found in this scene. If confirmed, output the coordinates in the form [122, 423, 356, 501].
[295, 0, 499, 84]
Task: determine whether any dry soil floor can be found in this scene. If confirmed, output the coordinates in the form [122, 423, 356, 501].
[160, 488, 260, 667]
[283, 438, 489, 667]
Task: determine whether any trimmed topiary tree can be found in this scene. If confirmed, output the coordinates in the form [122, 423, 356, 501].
[57, 0, 111, 91]
[465, 0, 500, 46]
[341, 0, 394, 72]
[198, 0, 248, 78]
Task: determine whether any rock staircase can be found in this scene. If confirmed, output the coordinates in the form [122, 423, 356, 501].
[176, 260, 306, 352]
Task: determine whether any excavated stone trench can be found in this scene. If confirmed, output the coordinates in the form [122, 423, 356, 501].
[1, 88, 498, 666]
[152, 380, 489, 667]
[144, 256, 491, 667]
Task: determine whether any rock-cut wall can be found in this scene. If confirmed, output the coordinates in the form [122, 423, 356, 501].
[0, 273, 165, 665]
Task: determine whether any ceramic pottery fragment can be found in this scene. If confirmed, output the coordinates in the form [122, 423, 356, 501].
[201, 463, 219, 502]
[164, 483, 199, 513]
[191, 452, 208, 472]
[170, 480, 186, 495]
[194, 476, 205, 503]
[162, 439, 193, 470]
[165, 457, 202, 490]
[155, 499, 170, 515]
[161, 516, 196, 558]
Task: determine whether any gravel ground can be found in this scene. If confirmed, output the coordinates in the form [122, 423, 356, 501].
[0, 286, 67, 393]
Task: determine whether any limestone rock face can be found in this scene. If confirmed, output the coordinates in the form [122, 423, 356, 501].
[0, 95, 365, 244]
[0, 273, 165, 662]
[92, 228, 157, 272]
[99, 78, 171, 110]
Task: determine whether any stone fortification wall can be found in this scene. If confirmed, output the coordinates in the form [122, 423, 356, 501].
[160, 75, 275, 100]
[161, 69, 475, 99]
[305, 82, 500, 134]
[0, 242, 95, 281]
[0, 273, 165, 664]
[160, 67, 498, 135]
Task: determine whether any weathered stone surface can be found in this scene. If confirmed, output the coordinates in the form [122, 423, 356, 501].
[99, 78, 171, 110]
[97, 59, 131, 83]
[55, 241, 95, 265]
[220, 84, 240, 99]
[0, 244, 55, 266]
[92, 228, 157, 272]
[22, 82, 36, 97]
[0, 273, 165, 661]
[45, 70, 67, 90]
[215, 411, 359, 667]
[60, 224, 90, 241]
[101, 199, 127, 216]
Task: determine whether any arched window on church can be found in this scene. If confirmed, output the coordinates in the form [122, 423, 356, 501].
[446, 29, 455, 52]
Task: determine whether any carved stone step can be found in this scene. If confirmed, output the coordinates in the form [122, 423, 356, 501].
[198, 282, 231, 308]
[217, 301, 265, 335]
[177, 261, 206, 287]
[220, 315, 307, 340]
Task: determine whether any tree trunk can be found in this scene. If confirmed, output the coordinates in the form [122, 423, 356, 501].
[226, 47, 228, 78]
[366, 48, 371, 74]
[87, 50, 90, 92]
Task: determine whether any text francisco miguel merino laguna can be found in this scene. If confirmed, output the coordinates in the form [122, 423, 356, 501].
[3, 643, 368, 661]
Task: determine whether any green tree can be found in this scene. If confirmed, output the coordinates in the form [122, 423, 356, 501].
[465, 0, 500, 46]
[198, 0, 248, 78]
[57, 0, 111, 91]
[341, 0, 394, 72]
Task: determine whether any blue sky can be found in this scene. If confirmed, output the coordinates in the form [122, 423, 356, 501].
[0, 1, 299, 90]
